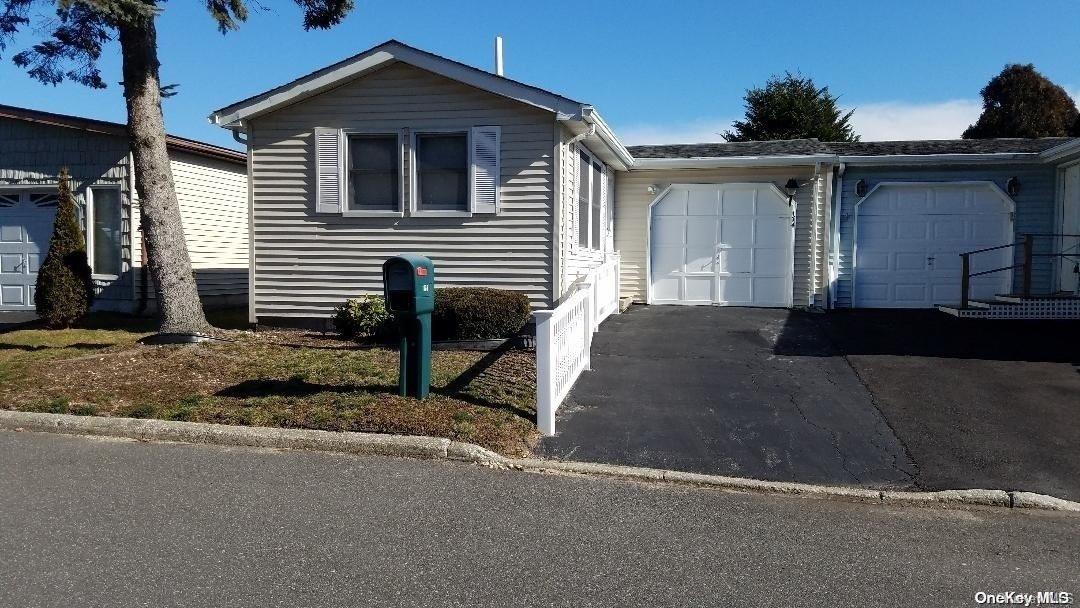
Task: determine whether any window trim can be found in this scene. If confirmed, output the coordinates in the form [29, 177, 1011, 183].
[86, 185, 124, 281]
[409, 128, 473, 218]
[341, 128, 405, 218]
[573, 145, 608, 253]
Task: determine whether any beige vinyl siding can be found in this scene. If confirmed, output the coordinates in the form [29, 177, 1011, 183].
[613, 165, 829, 306]
[132, 151, 248, 302]
[557, 126, 612, 296]
[247, 61, 555, 319]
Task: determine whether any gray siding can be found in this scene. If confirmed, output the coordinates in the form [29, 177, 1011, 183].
[613, 165, 827, 306]
[247, 61, 556, 319]
[835, 164, 1059, 307]
[0, 116, 134, 305]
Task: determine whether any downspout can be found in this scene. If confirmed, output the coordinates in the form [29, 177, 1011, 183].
[828, 162, 846, 308]
[566, 124, 595, 148]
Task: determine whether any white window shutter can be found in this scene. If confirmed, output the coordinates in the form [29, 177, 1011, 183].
[314, 127, 342, 214]
[470, 126, 500, 214]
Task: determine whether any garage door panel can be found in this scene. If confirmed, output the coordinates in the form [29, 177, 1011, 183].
[858, 251, 891, 271]
[720, 217, 754, 247]
[685, 247, 715, 274]
[652, 246, 684, 277]
[683, 276, 713, 302]
[651, 217, 685, 246]
[756, 217, 791, 244]
[686, 219, 716, 246]
[717, 276, 751, 304]
[687, 190, 719, 215]
[1, 284, 26, 306]
[753, 277, 788, 305]
[855, 183, 1012, 308]
[0, 225, 23, 243]
[754, 248, 788, 274]
[720, 248, 751, 274]
[653, 190, 687, 216]
[893, 284, 928, 303]
[651, 183, 792, 307]
[895, 221, 929, 240]
[26, 253, 41, 274]
[720, 189, 755, 215]
[652, 276, 680, 302]
[895, 253, 927, 272]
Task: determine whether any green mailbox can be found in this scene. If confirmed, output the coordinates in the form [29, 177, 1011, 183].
[383, 254, 435, 399]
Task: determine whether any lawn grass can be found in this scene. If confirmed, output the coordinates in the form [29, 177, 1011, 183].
[0, 312, 538, 455]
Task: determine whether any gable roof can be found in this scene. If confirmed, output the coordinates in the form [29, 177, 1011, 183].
[210, 39, 585, 127]
[0, 103, 245, 164]
[629, 139, 826, 159]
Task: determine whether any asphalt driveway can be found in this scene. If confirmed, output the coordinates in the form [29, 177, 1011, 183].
[539, 306, 1080, 499]
[538, 306, 917, 488]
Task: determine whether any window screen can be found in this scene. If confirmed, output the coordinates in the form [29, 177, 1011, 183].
[347, 134, 399, 211]
[591, 161, 603, 250]
[91, 187, 122, 276]
[577, 150, 590, 248]
[416, 133, 468, 211]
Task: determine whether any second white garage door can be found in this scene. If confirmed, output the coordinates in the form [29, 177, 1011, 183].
[854, 182, 1013, 308]
[649, 183, 793, 307]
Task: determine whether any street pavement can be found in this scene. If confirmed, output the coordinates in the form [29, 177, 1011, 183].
[1, 430, 1077, 607]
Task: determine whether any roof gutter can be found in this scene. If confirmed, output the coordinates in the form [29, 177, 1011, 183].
[838, 152, 1041, 166]
[579, 106, 635, 170]
[631, 154, 838, 170]
[1040, 139, 1080, 163]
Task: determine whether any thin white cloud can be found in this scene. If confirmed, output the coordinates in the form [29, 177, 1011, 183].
[846, 99, 982, 141]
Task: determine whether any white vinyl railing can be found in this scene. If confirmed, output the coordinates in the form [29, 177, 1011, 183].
[534, 253, 621, 436]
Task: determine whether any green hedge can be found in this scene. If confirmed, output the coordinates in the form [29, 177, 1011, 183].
[433, 287, 532, 340]
[334, 287, 531, 342]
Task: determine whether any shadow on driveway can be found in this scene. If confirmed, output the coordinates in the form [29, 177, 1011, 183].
[539, 306, 1080, 500]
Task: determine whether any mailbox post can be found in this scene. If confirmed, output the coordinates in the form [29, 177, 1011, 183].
[382, 254, 435, 399]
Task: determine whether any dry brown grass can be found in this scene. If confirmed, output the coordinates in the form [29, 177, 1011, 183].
[0, 316, 539, 456]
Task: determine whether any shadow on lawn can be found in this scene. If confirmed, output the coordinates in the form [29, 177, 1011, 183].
[214, 342, 535, 422]
[0, 342, 113, 352]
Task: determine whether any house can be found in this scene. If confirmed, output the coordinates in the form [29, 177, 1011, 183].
[0, 104, 249, 314]
[209, 40, 1080, 326]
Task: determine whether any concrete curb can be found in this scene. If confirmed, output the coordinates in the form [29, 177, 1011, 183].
[2, 411, 1078, 513]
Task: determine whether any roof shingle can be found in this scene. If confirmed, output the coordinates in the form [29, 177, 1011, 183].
[627, 137, 1075, 160]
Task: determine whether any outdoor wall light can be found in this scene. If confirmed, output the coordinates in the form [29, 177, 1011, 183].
[855, 179, 868, 198]
[646, 184, 660, 195]
[1006, 177, 1020, 196]
[784, 178, 799, 197]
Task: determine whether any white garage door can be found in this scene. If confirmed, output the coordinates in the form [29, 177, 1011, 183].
[854, 183, 1012, 308]
[650, 183, 793, 307]
[0, 191, 59, 310]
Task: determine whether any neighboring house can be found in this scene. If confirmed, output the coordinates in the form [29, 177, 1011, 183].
[210, 40, 1080, 325]
[0, 104, 249, 314]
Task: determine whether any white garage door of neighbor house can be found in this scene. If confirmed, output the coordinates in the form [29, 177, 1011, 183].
[0, 191, 59, 310]
[650, 184, 793, 307]
[854, 183, 1013, 308]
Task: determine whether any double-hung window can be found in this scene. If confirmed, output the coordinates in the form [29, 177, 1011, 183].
[87, 186, 122, 278]
[576, 147, 606, 251]
[413, 132, 469, 213]
[346, 132, 401, 214]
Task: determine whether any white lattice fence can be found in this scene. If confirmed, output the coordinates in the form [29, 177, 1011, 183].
[535, 255, 621, 436]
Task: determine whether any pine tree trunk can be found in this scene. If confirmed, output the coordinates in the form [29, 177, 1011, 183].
[118, 16, 209, 334]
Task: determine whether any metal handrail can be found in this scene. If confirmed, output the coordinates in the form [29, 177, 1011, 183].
[959, 233, 1079, 309]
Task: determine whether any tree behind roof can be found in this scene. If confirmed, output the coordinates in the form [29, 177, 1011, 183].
[724, 72, 859, 142]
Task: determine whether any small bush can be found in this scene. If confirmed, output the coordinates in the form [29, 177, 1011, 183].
[333, 295, 393, 340]
[35, 168, 94, 328]
[433, 287, 531, 340]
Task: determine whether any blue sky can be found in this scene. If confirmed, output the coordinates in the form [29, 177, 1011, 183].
[2, 0, 1078, 150]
